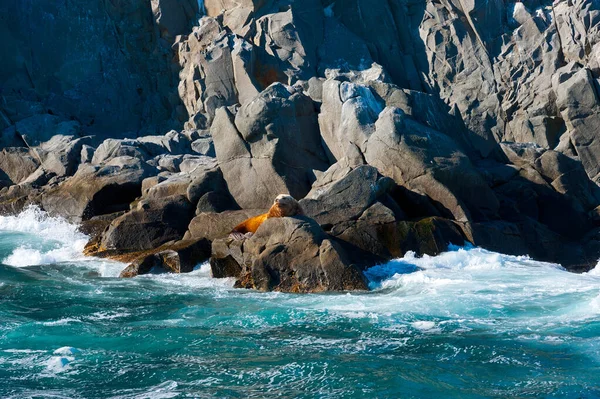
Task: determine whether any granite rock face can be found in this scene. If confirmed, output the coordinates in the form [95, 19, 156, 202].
[3, 0, 600, 290]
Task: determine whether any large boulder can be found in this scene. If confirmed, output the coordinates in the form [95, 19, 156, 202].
[36, 135, 90, 178]
[137, 130, 192, 156]
[300, 163, 394, 227]
[0, 148, 39, 185]
[92, 139, 150, 165]
[365, 107, 499, 223]
[318, 79, 383, 163]
[553, 67, 600, 183]
[212, 83, 329, 208]
[89, 195, 195, 256]
[40, 156, 155, 221]
[210, 216, 369, 292]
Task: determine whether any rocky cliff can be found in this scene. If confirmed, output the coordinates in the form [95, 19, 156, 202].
[2, 0, 600, 291]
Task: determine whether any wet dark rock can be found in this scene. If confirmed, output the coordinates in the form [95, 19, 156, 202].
[90, 195, 195, 256]
[210, 217, 369, 293]
[119, 238, 211, 277]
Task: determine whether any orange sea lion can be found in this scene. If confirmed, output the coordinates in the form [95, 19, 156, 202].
[230, 194, 304, 239]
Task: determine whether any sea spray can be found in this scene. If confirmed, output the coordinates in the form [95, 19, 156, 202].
[0, 206, 124, 276]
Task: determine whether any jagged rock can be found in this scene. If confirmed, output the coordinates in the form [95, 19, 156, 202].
[177, 29, 238, 128]
[14, 114, 81, 147]
[210, 216, 368, 292]
[36, 135, 90, 177]
[497, 142, 598, 238]
[212, 84, 329, 208]
[300, 163, 393, 227]
[80, 145, 95, 164]
[1, 0, 187, 136]
[554, 67, 600, 182]
[92, 139, 149, 164]
[318, 78, 383, 163]
[137, 130, 191, 156]
[231, 36, 261, 105]
[332, 0, 420, 91]
[367, 82, 475, 156]
[179, 155, 217, 173]
[210, 238, 244, 278]
[191, 137, 215, 156]
[0, 148, 39, 185]
[145, 173, 193, 199]
[365, 107, 499, 223]
[253, 0, 322, 84]
[204, 0, 269, 17]
[151, 0, 199, 41]
[153, 154, 184, 172]
[40, 156, 155, 221]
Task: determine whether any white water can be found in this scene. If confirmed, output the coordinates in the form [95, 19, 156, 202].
[2, 209, 600, 397]
[2, 207, 600, 328]
[0, 206, 124, 277]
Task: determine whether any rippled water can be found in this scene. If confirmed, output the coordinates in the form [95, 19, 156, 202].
[1, 207, 600, 398]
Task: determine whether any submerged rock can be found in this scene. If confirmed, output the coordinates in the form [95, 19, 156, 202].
[119, 238, 212, 277]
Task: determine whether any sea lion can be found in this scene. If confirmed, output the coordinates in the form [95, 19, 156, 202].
[229, 194, 304, 239]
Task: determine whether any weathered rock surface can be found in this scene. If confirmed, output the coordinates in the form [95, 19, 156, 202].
[210, 217, 368, 292]
[41, 156, 155, 221]
[0, 0, 193, 136]
[186, 209, 267, 241]
[88, 195, 194, 256]
[212, 84, 329, 208]
[365, 107, 499, 223]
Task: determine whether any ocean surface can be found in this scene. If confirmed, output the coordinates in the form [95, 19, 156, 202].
[1, 207, 600, 398]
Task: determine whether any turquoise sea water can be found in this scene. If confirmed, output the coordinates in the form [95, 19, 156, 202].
[1, 207, 600, 398]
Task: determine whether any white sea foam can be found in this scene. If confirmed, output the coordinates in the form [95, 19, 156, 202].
[299, 246, 600, 330]
[136, 263, 236, 290]
[46, 356, 72, 373]
[0, 206, 125, 276]
[0, 206, 88, 265]
[0, 206, 86, 243]
[53, 347, 79, 356]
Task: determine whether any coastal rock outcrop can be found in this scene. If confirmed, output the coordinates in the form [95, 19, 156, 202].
[210, 216, 369, 292]
[3, 0, 600, 289]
